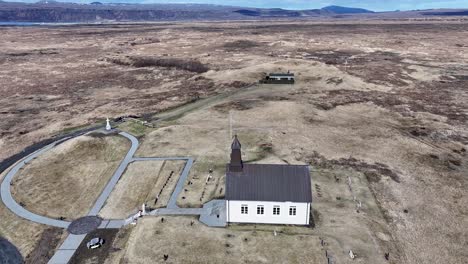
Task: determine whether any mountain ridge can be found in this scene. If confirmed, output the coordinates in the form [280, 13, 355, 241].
[0, 2, 467, 22]
[322, 5, 374, 14]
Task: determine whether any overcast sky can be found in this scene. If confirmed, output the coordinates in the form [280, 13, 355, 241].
[18, 0, 468, 11]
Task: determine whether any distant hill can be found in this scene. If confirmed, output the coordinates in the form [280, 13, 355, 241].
[422, 10, 468, 16]
[234, 5, 374, 17]
[322, 5, 374, 14]
[0, 2, 466, 23]
[234, 8, 321, 17]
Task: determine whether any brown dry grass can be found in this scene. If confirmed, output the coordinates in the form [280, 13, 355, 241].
[129, 100, 399, 263]
[100, 160, 186, 219]
[100, 160, 164, 219]
[11, 134, 130, 220]
[1, 20, 467, 264]
[123, 216, 325, 264]
[0, 171, 47, 259]
[176, 156, 226, 208]
[129, 79, 466, 263]
[120, 154, 395, 263]
[2, 21, 466, 165]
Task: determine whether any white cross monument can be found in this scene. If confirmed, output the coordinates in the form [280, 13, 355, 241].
[106, 118, 112, 131]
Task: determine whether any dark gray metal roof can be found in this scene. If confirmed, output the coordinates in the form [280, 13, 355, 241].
[226, 163, 312, 203]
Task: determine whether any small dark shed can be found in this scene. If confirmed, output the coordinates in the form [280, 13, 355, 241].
[262, 72, 295, 84]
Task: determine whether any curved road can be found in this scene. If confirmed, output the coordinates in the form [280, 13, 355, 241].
[0, 82, 264, 228]
[0, 137, 72, 228]
[0, 131, 139, 228]
[0, 129, 204, 263]
[0, 131, 140, 264]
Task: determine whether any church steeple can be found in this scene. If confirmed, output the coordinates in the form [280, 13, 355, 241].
[229, 135, 243, 172]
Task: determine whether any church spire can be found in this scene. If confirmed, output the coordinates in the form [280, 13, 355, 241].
[229, 135, 243, 172]
[231, 134, 241, 150]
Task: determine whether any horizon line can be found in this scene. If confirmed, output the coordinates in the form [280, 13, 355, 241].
[2, 0, 468, 12]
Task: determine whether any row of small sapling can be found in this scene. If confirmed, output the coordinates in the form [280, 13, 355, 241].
[129, 170, 175, 224]
[153, 170, 174, 206]
[181, 168, 214, 203]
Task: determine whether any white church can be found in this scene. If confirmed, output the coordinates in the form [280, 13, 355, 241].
[225, 136, 313, 225]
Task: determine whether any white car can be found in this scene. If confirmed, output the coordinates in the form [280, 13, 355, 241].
[86, 237, 104, 249]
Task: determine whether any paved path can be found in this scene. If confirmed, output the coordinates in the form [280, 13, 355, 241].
[199, 200, 227, 227]
[47, 234, 87, 264]
[133, 157, 194, 209]
[150, 208, 205, 215]
[148, 200, 227, 227]
[49, 131, 139, 264]
[1, 128, 223, 264]
[0, 137, 72, 228]
[88, 132, 139, 216]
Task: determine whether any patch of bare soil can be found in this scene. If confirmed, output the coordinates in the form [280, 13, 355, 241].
[68, 229, 119, 264]
[212, 99, 263, 113]
[301, 151, 401, 183]
[302, 50, 415, 86]
[312, 78, 468, 128]
[103, 228, 132, 264]
[24, 228, 64, 264]
[299, 48, 363, 65]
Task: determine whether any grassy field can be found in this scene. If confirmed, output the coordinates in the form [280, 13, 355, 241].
[176, 156, 226, 208]
[11, 133, 130, 220]
[100, 160, 186, 219]
[123, 216, 325, 264]
[1, 21, 467, 263]
[0, 170, 68, 261]
[118, 120, 152, 138]
[115, 90, 405, 263]
[118, 157, 395, 263]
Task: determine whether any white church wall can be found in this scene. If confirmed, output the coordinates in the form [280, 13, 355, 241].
[227, 200, 310, 225]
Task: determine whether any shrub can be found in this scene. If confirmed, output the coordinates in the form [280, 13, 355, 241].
[223, 40, 259, 50]
[106, 56, 209, 73]
[131, 57, 209, 73]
